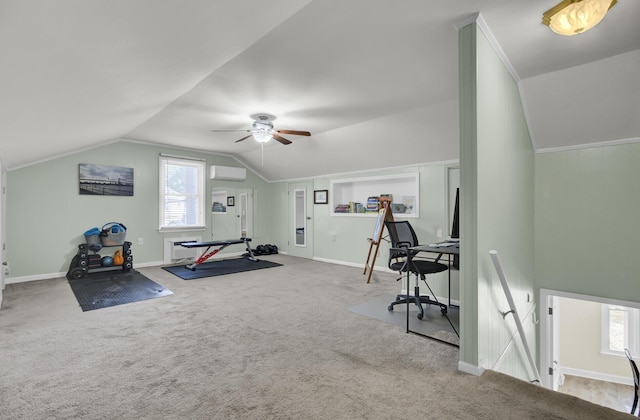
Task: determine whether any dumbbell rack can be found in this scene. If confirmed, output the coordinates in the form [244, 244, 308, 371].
[66, 241, 133, 280]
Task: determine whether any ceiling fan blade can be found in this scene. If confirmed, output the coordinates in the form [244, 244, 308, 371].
[273, 133, 293, 145]
[276, 129, 311, 136]
[235, 134, 253, 143]
[211, 129, 251, 132]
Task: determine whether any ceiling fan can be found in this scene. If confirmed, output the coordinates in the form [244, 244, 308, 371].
[211, 114, 311, 145]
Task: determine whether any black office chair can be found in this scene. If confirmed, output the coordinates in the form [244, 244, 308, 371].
[625, 348, 640, 416]
[385, 220, 448, 320]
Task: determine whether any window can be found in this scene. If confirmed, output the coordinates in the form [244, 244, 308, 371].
[601, 304, 640, 356]
[159, 156, 206, 230]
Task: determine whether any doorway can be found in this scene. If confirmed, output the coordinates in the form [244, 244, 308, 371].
[287, 182, 313, 259]
[238, 188, 255, 238]
[540, 289, 637, 412]
[0, 164, 5, 307]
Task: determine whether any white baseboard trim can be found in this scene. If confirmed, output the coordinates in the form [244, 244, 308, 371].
[6, 250, 267, 284]
[312, 256, 459, 305]
[5, 260, 165, 284]
[6, 250, 269, 284]
[459, 361, 485, 376]
[561, 366, 633, 387]
[135, 261, 165, 268]
[313, 256, 362, 269]
[6, 272, 67, 284]
[312, 256, 395, 273]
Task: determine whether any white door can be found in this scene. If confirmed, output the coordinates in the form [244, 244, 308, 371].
[0, 164, 6, 307]
[288, 182, 313, 259]
[541, 291, 562, 390]
[551, 296, 561, 390]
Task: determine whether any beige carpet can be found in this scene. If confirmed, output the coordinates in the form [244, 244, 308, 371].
[347, 292, 460, 346]
[0, 255, 629, 419]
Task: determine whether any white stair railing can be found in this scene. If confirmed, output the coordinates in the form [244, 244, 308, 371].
[489, 250, 541, 384]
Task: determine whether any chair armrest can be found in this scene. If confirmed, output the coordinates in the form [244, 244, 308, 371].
[390, 242, 411, 254]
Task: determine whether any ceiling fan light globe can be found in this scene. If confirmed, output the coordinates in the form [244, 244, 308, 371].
[253, 132, 273, 143]
[251, 119, 274, 142]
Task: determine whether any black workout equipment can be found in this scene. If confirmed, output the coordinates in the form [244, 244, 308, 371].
[179, 238, 256, 271]
[67, 241, 133, 280]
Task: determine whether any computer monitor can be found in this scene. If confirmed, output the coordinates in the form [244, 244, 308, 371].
[450, 188, 459, 239]
[450, 187, 460, 269]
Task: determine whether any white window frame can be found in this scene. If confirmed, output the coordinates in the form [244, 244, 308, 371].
[158, 155, 206, 231]
[600, 303, 640, 357]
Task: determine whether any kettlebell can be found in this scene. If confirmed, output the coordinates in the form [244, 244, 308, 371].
[113, 249, 124, 266]
[101, 256, 114, 267]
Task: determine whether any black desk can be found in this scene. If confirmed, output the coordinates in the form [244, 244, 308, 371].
[411, 244, 459, 308]
[402, 242, 459, 343]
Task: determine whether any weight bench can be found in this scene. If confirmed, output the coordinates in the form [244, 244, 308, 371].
[180, 237, 256, 271]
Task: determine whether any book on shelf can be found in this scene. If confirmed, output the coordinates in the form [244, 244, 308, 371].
[334, 203, 365, 213]
[366, 196, 379, 212]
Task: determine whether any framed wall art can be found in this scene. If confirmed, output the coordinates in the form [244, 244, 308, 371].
[79, 163, 134, 196]
[314, 189, 328, 204]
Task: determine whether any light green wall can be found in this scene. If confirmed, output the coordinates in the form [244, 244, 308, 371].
[6, 141, 277, 279]
[459, 23, 479, 367]
[535, 144, 640, 302]
[459, 22, 536, 379]
[6, 138, 456, 290]
[306, 164, 455, 299]
[270, 182, 290, 255]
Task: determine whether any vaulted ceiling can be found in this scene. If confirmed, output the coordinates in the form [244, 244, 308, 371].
[1, 0, 638, 181]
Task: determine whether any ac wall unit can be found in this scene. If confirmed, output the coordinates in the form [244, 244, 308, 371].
[210, 166, 246, 181]
[164, 237, 201, 264]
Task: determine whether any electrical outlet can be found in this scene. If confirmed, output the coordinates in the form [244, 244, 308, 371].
[436, 228, 443, 239]
[138, 237, 144, 245]
[330, 234, 336, 242]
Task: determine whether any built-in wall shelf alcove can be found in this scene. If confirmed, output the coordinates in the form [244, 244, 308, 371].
[330, 173, 419, 217]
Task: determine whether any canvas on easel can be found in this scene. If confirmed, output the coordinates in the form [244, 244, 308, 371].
[363, 197, 394, 283]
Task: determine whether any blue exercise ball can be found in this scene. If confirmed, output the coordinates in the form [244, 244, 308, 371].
[101, 256, 114, 267]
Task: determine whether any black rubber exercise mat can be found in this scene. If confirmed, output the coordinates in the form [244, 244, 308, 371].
[162, 258, 282, 280]
[68, 269, 173, 312]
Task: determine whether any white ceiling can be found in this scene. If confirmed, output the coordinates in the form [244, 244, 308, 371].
[1, 0, 638, 181]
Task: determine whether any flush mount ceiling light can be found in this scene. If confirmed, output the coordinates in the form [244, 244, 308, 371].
[542, 0, 617, 36]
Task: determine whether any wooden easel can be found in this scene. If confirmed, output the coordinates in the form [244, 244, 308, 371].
[363, 197, 394, 283]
